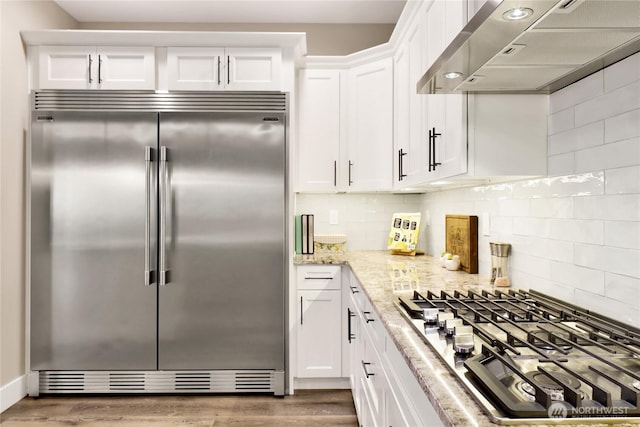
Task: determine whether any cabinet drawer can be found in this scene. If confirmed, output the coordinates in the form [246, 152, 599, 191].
[296, 265, 341, 290]
[360, 327, 384, 423]
[361, 298, 384, 349]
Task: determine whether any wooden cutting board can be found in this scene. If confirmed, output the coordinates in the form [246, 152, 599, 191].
[445, 215, 478, 274]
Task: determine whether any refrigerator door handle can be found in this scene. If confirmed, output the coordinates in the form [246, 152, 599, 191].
[144, 146, 154, 286]
[159, 146, 169, 286]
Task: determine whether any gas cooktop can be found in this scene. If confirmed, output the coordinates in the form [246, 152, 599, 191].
[395, 288, 640, 425]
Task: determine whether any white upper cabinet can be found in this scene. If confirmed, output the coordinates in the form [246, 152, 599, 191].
[394, 11, 429, 189]
[297, 69, 342, 192]
[38, 45, 155, 90]
[167, 47, 281, 91]
[347, 57, 393, 192]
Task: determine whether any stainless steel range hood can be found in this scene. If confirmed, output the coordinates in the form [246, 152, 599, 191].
[417, 0, 640, 94]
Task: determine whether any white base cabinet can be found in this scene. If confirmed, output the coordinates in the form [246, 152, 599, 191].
[295, 266, 342, 378]
[346, 271, 443, 427]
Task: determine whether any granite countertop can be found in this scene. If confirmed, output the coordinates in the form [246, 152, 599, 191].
[297, 251, 640, 427]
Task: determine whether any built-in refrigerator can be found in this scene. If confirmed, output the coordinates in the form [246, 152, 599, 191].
[28, 91, 287, 395]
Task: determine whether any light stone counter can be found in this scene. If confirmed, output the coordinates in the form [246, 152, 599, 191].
[299, 251, 640, 427]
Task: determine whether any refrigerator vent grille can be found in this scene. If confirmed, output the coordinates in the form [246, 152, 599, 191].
[38, 370, 277, 394]
[32, 91, 287, 112]
[40, 372, 85, 392]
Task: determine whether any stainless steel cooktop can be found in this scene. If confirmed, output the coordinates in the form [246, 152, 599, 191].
[395, 288, 640, 425]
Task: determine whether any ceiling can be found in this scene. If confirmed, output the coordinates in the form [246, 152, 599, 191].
[53, 0, 407, 24]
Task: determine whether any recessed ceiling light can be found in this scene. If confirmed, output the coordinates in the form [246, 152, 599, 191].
[444, 71, 463, 79]
[502, 7, 533, 21]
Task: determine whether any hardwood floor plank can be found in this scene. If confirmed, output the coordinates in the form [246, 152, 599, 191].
[0, 390, 358, 426]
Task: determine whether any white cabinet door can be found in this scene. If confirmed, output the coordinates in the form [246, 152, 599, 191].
[394, 13, 430, 189]
[347, 57, 393, 192]
[297, 69, 342, 191]
[167, 47, 224, 90]
[38, 46, 155, 90]
[38, 46, 95, 90]
[97, 47, 155, 90]
[167, 47, 281, 91]
[226, 47, 281, 91]
[297, 290, 342, 377]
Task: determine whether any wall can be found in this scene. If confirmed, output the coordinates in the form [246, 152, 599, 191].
[80, 22, 395, 56]
[295, 194, 422, 250]
[0, 0, 77, 402]
[420, 53, 640, 326]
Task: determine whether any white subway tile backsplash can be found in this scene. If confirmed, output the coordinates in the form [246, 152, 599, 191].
[549, 219, 604, 244]
[574, 290, 640, 327]
[547, 153, 575, 176]
[550, 71, 603, 114]
[548, 107, 575, 135]
[606, 165, 640, 194]
[605, 108, 640, 143]
[513, 217, 551, 238]
[605, 273, 640, 306]
[603, 247, 640, 278]
[550, 261, 605, 294]
[574, 243, 606, 271]
[575, 137, 640, 172]
[530, 197, 573, 219]
[548, 121, 603, 156]
[512, 173, 604, 199]
[604, 52, 640, 93]
[514, 236, 574, 264]
[511, 253, 551, 279]
[574, 194, 640, 221]
[605, 220, 640, 250]
[575, 81, 640, 127]
[497, 199, 530, 217]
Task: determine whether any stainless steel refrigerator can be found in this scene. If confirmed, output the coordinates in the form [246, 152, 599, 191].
[28, 92, 286, 395]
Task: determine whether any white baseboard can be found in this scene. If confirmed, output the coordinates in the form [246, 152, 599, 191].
[293, 377, 350, 390]
[0, 375, 27, 413]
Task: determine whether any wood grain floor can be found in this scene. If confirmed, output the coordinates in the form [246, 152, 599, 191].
[0, 390, 358, 426]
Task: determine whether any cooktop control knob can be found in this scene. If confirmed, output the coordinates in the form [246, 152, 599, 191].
[423, 308, 439, 325]
[453, 325, 475, 354]
[437, 312, 454, 329]
[445, 318, 463, 336]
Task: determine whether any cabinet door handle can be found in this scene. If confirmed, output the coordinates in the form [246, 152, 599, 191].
[227, 55, 231, 85]
[427, 129, 432, 171]
[432, 127, 442, 169]
[349, 285, 359, 294]
[361, 361, 374, 378]
[363, 311, 375, 323]
[217, 56, 221, 86]
[98, 54, 103, 84]
[347, 307, 356, 343]
[348, 160, 353, 186]
[398, 149, 407, 181]
[300, 296, 303, 325]
[333, 160, 337, 187]
[88, 55, 93, 84]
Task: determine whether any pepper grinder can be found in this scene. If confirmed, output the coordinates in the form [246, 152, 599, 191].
[489, 242, 511, 286]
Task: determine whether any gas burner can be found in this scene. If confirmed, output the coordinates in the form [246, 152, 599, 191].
[517, 371, 582, 402]
[529, 330, 573, 351]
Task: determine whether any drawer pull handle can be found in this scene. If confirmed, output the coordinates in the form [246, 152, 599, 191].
[363, 311, 375, 323]
[304, 277, 333, 280]
[349, 286, 359, 294]
[361, 361, 374, 378]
